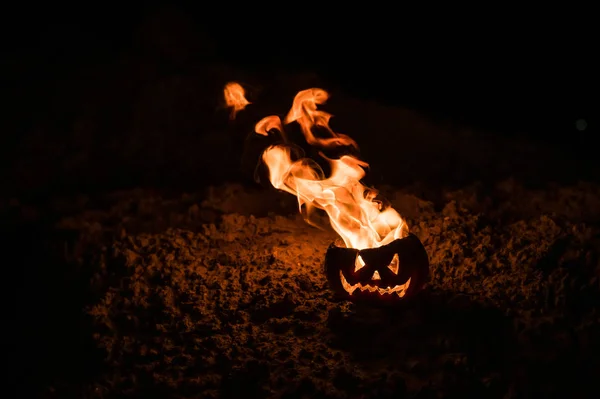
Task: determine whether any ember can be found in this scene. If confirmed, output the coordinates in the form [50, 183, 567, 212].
[225, 83, 428, 300]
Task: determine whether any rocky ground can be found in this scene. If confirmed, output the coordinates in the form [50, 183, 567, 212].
[5, 175, 600, 398]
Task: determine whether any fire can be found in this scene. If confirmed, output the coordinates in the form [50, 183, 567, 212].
[222, 83, 413, 297]
[250, 87, 408, 250]
[284, 89, 358, 150]
[261, 145, 408, 250]
[255, 116, 285, 140]
[223, 82, 251, 119]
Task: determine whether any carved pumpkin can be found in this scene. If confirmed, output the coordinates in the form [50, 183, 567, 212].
[324, 233, 429, 302]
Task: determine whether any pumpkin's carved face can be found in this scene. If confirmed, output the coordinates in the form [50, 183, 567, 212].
[324, 233, 429, 301]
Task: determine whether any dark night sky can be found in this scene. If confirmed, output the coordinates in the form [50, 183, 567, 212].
[2, 4, 596, 140]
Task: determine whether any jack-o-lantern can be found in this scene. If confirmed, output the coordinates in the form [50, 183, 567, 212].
[324, 233, 429, 303]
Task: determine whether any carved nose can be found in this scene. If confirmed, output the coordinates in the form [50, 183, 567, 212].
[372, 271, 381, 280]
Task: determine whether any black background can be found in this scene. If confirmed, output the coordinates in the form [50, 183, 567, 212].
[1, 4, 597, 199]
[3, 3, 595, 136]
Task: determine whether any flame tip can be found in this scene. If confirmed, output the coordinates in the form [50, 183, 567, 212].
[223, 81, 251, 119]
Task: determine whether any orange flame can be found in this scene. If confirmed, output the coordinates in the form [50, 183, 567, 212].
[284, 89, 358, 150]
[255, 116, 285, 139]
[255, 87, 408, 250]
[223, 82, 251, 119]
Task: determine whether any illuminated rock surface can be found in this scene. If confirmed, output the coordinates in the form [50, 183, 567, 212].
[32, 179, 598, 398]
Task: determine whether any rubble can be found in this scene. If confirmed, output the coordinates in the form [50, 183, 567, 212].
[44, 179, 600, 397]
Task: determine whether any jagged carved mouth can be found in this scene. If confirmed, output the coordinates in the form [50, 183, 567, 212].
[339, 271, 411, 297]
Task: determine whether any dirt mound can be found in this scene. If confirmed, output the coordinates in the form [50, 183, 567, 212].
[41, 180, 600, 397]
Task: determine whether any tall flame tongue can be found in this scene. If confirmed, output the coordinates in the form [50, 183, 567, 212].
[252, 87, 408, 250]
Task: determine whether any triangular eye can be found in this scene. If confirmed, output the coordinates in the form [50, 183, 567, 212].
[388, 253, 399, 274]
[355, 254, 365, 272]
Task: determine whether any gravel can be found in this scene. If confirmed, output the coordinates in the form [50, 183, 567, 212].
[25, 178, 597, 398]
